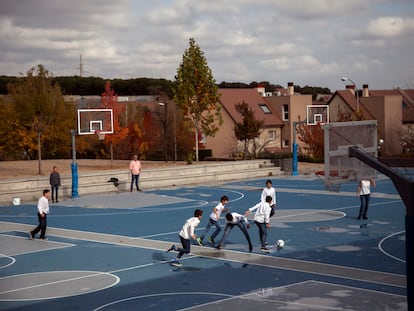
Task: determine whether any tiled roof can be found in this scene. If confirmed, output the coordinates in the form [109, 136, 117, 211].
[329, 90, 375, 120]
[218, 88, 283, 126]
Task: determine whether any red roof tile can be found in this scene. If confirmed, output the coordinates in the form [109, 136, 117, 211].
[218, 89, 283, 126]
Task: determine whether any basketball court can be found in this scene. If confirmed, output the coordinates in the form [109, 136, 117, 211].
[0, 173, 407, 310]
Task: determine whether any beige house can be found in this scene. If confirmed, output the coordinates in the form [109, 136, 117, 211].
[328, 85, 414, 156]
[204, 88, 284, 158]
[264, 82, 312, 152]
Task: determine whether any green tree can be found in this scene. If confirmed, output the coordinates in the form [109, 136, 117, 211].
[234, 101, 264, 159]
[174, 38, 222, 162]
[6, 65, 75, 173]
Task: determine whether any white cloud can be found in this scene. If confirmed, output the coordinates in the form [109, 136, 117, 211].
[367, 16, 407, 37]
[0, 0, 413, 90]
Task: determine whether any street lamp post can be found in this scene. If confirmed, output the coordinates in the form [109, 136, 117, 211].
[341, 77, 359, 113]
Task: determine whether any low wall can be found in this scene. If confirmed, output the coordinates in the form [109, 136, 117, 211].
[0, 160, 282, 205]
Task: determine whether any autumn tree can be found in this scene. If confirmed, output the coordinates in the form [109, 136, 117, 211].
[5, 65, 75, 173]
[234, 101, 264, 159]
[99, 81, 129, 161]
[174, 38, 222, 162]
[297, 123, 324, 162]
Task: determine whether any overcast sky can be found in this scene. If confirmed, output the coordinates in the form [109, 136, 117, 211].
[1, 0, 413, 91]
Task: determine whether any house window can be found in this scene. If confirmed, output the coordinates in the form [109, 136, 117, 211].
[283, 139, 289, 147]
[259, 103, 272, 114]
[268, 130, 276, 140]
[282, 104, 289, 121]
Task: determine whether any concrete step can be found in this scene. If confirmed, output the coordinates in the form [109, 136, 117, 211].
[0, 160, 281, 205]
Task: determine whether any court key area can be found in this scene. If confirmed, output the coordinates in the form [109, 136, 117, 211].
[0, 175, 407, 310]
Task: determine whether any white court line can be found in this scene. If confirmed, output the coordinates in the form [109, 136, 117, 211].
[378, 231, 406, 263]
[93, 292, 236, 311]
[0, 200, 209, 218]
[0, 254, 16, 270]
[179, 279, 406, 311]
[0, 270, 120, 301]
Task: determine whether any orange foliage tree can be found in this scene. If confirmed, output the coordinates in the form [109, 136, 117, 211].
[297, 122, 324, 162]
[100, 81, 129, 159]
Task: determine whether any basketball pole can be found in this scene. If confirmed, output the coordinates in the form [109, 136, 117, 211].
[292, 121, 306, 176]
[71, 129, 79, 198]
[349, 146, 413, 311]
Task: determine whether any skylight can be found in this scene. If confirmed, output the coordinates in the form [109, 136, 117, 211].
[259, 103, 272, 114]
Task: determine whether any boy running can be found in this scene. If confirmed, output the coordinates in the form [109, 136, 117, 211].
[167, 209, 203, 267]
[245, 195, 272, 253]
[196, 195, 229, 246]
[216, 212, 253, 252]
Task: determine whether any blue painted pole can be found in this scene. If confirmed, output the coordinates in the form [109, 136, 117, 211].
[71, 129, 79, 198]
[292, 143, 299, 176]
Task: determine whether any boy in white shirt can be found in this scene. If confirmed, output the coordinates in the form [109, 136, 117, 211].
[167, 209, 203, 267]
[261, 179, 276, 217]
[196, 195, 229, 246]
[357, 178, 376, 219]
[29, 189, 50, 240]
[216, 212, 253, 252]
[245, 195, 272, 253]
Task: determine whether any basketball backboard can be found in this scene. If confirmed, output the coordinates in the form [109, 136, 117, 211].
[77, 109, 114, 135]
[307, 105, 329, 125]
[322, 120, 377, 191]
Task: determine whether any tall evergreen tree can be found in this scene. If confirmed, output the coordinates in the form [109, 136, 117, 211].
[174, 38, 222, 162]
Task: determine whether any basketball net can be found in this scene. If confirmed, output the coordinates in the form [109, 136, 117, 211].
[95, 130, 105, 140]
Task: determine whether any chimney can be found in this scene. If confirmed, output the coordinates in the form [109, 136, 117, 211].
[287, 82, 294, 96]
[345, 84, 355, 95]
[362, 84, 369, 97]
[255, 84, 266, 97]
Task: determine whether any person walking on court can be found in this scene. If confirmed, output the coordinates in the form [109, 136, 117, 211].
[357, 178, 376, 219]
[216, 212, 253, 252]
[167, 209, 203, 267]
[261, 179, 277, 217]
[29, 189, 50, 240]
[245, 195, 272, 253]
[130, 155, 142, 191]
[196, 195, 229, 246]
[50, 165, 61, 203]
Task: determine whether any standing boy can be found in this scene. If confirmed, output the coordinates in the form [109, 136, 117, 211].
[196, 195, 229, 246]
[29, 189, 50, 240]
[167, 209, 203, 267]
[129, 155, 142, 191]
[357, 178, 376, 219]
[245, 195, 272, 253]
[50, 165, 61, 203]
[261, 179, 276, 217]
[216, 212, 253, 252]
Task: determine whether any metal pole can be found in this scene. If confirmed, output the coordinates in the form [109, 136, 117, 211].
[71, 129, 79, 198]
[173, 106, 177, 162]
[292, 121, 306, 176]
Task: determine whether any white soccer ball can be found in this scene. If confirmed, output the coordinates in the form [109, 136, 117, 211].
[276, 239, 285, 248]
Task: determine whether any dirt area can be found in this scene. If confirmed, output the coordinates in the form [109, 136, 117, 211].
[0, 159, 324, 179]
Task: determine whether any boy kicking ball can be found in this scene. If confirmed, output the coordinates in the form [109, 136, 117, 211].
[167, 209, 203, 267]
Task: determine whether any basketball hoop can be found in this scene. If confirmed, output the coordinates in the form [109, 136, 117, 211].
[95, 130, 105, 140]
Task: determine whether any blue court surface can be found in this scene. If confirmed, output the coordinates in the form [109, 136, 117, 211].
[0, 174, 407, 310]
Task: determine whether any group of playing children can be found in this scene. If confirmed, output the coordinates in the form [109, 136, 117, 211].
[167, 180, 277, 267]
